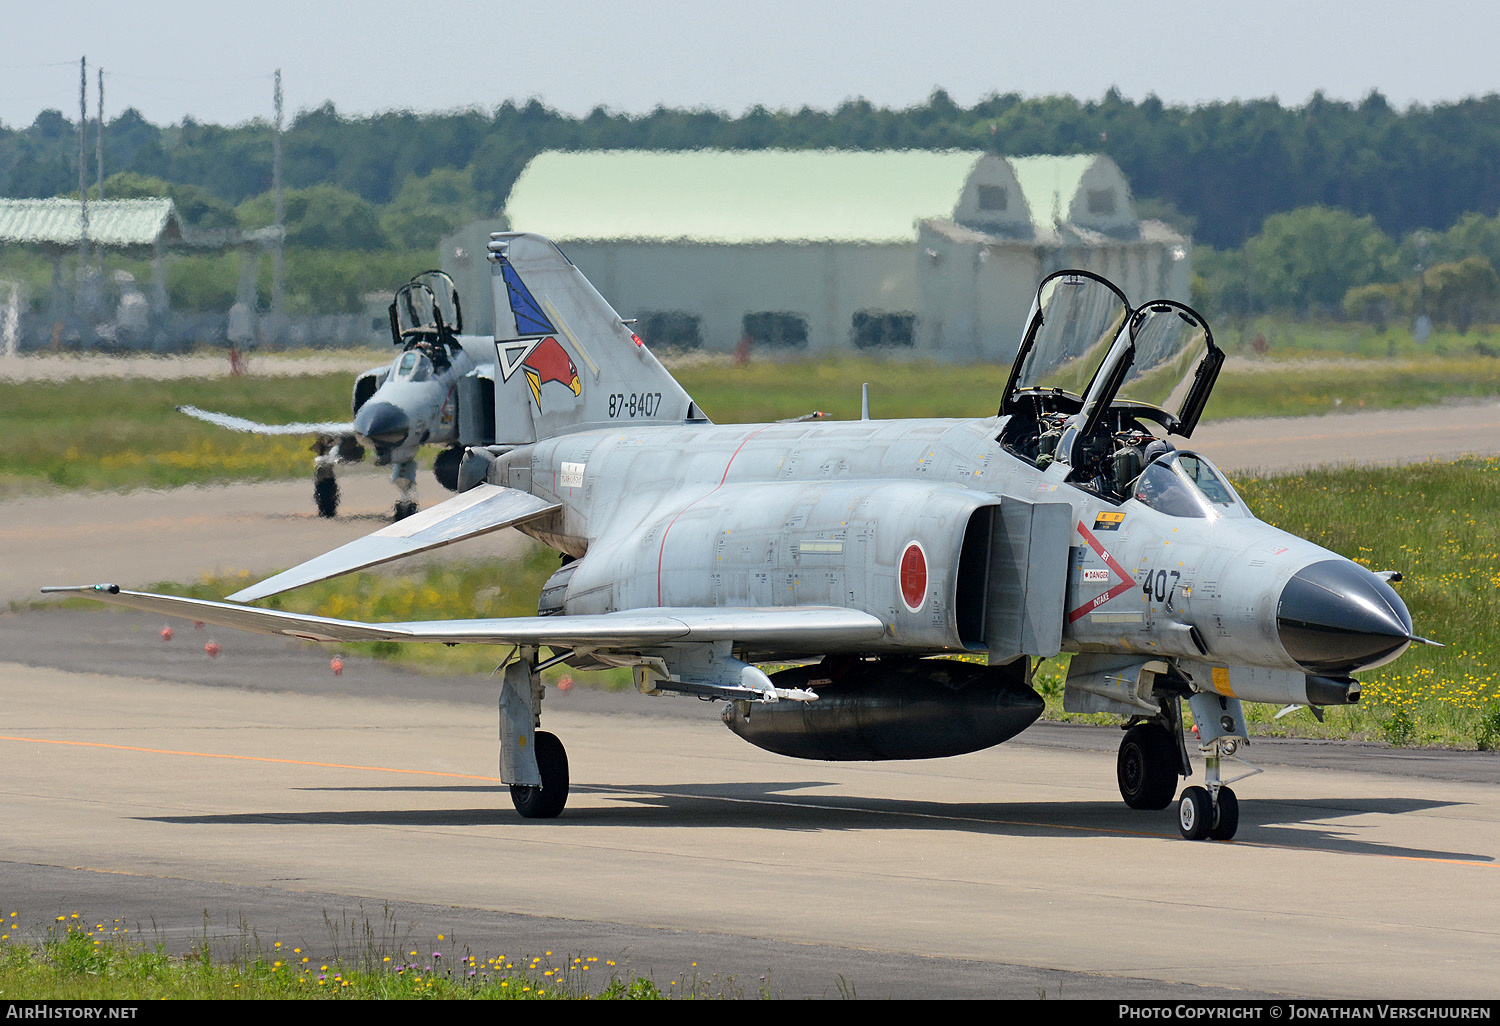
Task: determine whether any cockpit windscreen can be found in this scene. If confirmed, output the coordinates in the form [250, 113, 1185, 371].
[1131, 453, 1250, 519]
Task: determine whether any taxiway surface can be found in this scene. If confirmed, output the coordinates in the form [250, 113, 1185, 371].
[4, 403, 1499, 998]
[2, 640, 1497, 999]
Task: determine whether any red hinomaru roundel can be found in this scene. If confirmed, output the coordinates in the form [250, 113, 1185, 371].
[899, 541, 927, 611]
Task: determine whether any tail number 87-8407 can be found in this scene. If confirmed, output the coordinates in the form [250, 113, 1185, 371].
[609, 392, 663, 418]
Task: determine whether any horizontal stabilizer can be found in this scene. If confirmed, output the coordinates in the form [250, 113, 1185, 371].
[227, 484, 561, 602]
[41, 585, 887, 651]
[178, 404, 354, 437]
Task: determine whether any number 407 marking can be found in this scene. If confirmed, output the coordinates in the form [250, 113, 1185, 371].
[1142, 569, 1180, 604]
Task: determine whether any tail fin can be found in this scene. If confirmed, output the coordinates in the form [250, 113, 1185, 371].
[486, 232, 708, 443]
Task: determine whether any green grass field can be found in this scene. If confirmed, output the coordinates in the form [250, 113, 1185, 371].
[0, 908, 684, 999]
[1217, 315, 1500, 361]
[0, 371, 355, 497]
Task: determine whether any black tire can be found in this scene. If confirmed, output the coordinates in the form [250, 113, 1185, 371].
[510, 730, 569, 819]
[1117, 724, 1178, 810]
[314, 476, 339, 518]
[1209, 786, 1240, 841]
[393, 499, 418, 520]
[433, 446, 463, 492]
[1178, 785, 1212, 840]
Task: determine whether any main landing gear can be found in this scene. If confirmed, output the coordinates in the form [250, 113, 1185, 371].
[498, 649, 570, 818]
[1116, 694, 1256, 841]
[314, 470, 339, 518]
[1117, 722, 1178, 810]
[510, 731, 569, 818]
[311, 435, 365, 518]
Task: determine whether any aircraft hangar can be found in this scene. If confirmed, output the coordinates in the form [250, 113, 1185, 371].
[442, 149, 1190, 360]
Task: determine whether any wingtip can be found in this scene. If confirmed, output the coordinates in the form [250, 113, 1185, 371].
[40, 583, 120, 595]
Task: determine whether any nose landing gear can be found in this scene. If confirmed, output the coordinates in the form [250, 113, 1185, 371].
[1178, 782, 1239, 840]
[1117, 693, 1258, 840]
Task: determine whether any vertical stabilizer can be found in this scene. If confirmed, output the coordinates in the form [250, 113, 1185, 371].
[486, 232, 707, 442]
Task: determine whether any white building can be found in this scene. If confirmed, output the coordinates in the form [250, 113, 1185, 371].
[916, 154, 1192, 359]
[442, 149, 1189, 361]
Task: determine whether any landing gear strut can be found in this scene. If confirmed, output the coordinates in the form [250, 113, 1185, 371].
[310, 435, 364, 518]
[1116, 696, 1251, 840]
[314, 469, 339, 518]
[393, 458, 419, 520]
[499, 650, 570, 818]
[1175, 692, 1259, 841]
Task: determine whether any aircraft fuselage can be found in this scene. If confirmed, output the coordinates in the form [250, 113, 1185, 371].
[499, 414, 1410, 699]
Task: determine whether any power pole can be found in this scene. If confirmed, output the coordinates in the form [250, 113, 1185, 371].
[96, 66, 104, 200]
[78, 57, 88, 270]
[271, 68, 284, 323]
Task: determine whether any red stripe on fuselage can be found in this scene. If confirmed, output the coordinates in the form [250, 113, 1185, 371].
[656, 426, 770, 607]
[1067, 520, 1138, 623]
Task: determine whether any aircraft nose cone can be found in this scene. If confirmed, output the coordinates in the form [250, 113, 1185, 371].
[1277, 559, 1414, 674]
[354, 401, 409, 446]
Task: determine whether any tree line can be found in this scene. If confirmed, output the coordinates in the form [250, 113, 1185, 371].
[4, 90, 1500, 320]
[7, 89, 1500, 249]
[1195, 204, 1500, 327]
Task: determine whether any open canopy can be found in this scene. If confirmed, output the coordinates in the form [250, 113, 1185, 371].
[1002, 270, 1221, 436]
[1000, 269, 1224, 503]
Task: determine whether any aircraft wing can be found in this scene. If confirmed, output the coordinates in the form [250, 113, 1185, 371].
[40, 584, 887, 650]
[177, 404, 355, 436]
[226, 484, 562, 601]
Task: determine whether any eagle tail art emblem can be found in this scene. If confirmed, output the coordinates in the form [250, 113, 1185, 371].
[499, 335, 582, 411]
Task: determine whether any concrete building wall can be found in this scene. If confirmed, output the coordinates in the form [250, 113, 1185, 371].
[441, 227, 921, 354]
[916, 224, 1192, 362]
[951, 155, 1029, 235]
[915, 227, 1039, 363]
[563, 240, 915, 354]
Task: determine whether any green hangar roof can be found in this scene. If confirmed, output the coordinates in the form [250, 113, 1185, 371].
[0, 198, 182, 249]
[504, 149, 989, 245]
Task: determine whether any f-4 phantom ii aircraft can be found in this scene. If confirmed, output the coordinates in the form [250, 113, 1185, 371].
[179, 271, 502, 520]
[52, 233, 1431, 840]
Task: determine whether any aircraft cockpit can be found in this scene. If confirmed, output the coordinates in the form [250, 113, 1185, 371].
[388, 270, 464, 372]
[999, 270, 1224, 503]
[392, 347, 435, 382]
[1128, 451, 1250, 520]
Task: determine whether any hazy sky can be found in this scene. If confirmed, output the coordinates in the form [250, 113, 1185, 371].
[2, 1, 1496, 128]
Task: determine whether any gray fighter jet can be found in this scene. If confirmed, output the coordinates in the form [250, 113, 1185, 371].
[178, 271, 500, 519]
[51, 233, 1431, 840]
